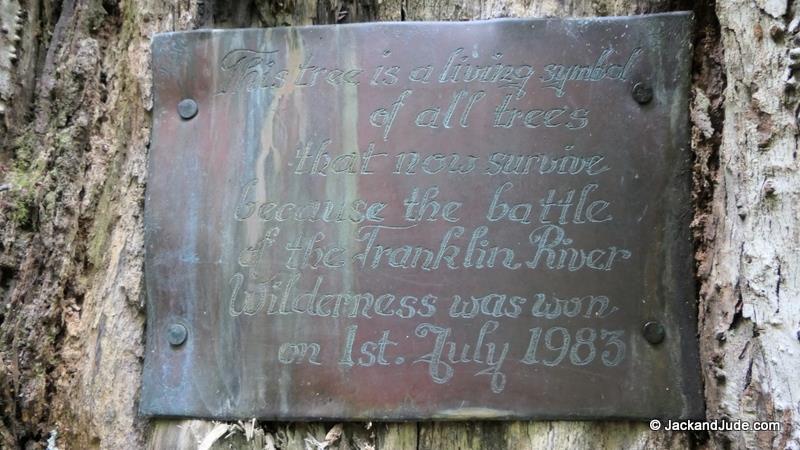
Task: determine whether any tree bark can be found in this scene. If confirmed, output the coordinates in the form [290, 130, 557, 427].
[0, 0, 796, 449]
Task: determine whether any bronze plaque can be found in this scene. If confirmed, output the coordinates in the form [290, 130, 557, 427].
[142, 13, 703, 420]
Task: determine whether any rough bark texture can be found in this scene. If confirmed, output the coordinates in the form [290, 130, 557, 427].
[0, 0, 796, 449]
[696, 0, 800, 448]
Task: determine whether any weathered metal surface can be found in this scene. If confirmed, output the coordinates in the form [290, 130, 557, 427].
[141, 13, 702, 420]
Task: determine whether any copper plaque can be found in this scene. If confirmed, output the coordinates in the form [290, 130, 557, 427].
[142, 13, 703, 420]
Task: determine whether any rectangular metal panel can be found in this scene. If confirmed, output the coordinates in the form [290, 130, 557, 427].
[142, 13, 703, 420]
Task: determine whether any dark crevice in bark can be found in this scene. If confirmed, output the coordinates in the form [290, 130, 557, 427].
[689, 0, 725, 448]
[212, 0, 258, 28]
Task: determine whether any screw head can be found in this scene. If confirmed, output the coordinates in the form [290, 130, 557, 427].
[177, 98, 198, 120]
[632, 82, 653, 104]
[166, 323, 188, 346]
[642, 321, 665, 345]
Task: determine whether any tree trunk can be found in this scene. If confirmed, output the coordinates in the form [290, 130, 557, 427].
[0, 0, 796, 449]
